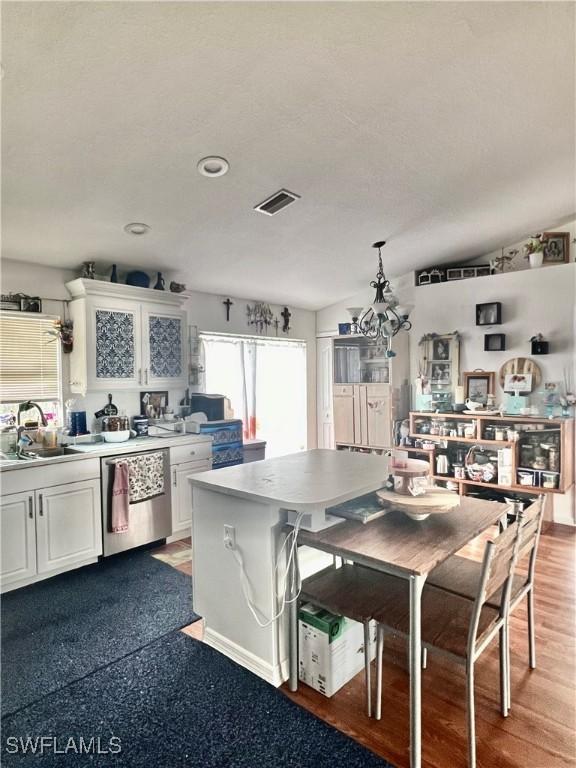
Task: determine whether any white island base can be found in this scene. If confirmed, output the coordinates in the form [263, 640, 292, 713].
[189, 449, 389, 686]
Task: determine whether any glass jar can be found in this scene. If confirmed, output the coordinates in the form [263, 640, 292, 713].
[548, 447, 560, 472]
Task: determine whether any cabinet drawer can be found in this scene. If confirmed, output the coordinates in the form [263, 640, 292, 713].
[1, 458, 100, 496]
[170, 440, 212, 466]
[333, 385, 354, 397]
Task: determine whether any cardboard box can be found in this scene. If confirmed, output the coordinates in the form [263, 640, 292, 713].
[298, 602, 376, 697]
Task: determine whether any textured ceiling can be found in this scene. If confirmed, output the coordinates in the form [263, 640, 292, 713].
[2, 1, 575, 309]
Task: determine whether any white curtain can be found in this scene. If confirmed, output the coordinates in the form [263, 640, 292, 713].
[240, 340, 257, 440]
[201, 334, 307, 457]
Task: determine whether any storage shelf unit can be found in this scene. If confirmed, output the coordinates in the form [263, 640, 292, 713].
[408, 412, 574, 496]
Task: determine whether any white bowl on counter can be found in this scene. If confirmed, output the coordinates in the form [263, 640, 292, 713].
[102, 430, 131, 443]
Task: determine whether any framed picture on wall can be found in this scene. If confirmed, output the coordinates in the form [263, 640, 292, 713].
[431, 338, 450, 361]
[476, 302, 502, 326]
[463, 371, 495, 405]
[542, 232, 570, 264]
[429, 362, 452, 383]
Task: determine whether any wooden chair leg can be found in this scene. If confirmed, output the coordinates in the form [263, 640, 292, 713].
[527, 588, 536, 670]
[376, 625, 384, 720]
[466, 659, 477, 768]
[364, 620, 372, 718]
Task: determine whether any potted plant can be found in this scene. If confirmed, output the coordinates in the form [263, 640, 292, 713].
[523, 234, 545, 268]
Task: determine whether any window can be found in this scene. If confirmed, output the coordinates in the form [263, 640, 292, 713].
[201, 333, 307, 458]
[0, 314, 62, 425]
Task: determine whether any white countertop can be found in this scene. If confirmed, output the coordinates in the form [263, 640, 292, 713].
[189, 449, 390, 510]
[0, 434, 212, 472]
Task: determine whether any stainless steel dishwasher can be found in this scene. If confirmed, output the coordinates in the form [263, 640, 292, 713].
[101, 447, 172, 556]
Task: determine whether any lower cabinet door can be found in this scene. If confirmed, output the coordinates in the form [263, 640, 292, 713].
[0, 491, 36, 587]
[172, 460, 211, 536]
[365, 394, 391, 448]
[35, 479, 102, 575]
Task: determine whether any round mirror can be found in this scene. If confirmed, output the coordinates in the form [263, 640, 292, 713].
[499, 358, 542, 390]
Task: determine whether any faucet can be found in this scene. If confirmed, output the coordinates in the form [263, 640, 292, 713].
[17, 401, 48, 428]
[16, 402, 48, 458]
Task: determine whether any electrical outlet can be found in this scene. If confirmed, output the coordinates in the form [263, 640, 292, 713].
[223, 525, 236, 549]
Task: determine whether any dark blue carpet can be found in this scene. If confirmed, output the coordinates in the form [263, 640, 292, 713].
[1, 631, 394, 767]
[1, 550, 198, 716]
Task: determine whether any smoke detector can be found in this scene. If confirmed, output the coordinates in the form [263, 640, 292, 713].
[254, 189, 300, 216]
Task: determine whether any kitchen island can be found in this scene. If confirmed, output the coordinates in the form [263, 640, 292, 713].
[189, 449, 390, 686]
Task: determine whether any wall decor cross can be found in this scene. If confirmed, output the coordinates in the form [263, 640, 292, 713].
[223, 298, 233, 321]
[281, 306, 291, 333]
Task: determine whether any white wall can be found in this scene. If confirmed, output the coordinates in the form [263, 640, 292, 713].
[316, 258, 576, 525]
[0, 259, 317, 448]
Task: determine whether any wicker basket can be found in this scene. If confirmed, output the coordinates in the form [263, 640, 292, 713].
[465, 445, 497, 483]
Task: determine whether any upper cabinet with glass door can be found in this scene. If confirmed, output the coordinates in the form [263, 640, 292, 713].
[66, 280, 188, 394]
[142, 306, 187, 389]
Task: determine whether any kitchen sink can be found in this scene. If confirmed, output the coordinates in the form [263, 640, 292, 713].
[0, 447, 71, 464]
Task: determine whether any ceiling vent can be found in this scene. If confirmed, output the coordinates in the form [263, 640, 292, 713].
[254, 189, 300, 216]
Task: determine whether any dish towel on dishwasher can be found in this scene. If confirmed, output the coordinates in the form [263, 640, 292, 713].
[125, 451, 165, 504]
[111, 461, 130, 533]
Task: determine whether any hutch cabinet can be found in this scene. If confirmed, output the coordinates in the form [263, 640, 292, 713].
[330, 333, 410, 451]
[66, 279, 188, 394]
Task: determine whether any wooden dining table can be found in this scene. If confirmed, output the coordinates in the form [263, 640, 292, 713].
[287, 495, 510, 768]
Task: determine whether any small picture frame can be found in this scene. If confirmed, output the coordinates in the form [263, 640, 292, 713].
[476, 266, 491, 277]
[446, 268, 462, 281]
[140, 391, 169, 418]
[429, 362, 451, 384]
[432, 338, 451, 361]
[542, 232, 569, 265]
[484, 333, 506, 352]
[531, 339, 549, 355]
[338, 322, 351, 336]
[20, 296, 42, 313]
[476, 302, 502, 326]
[463, 371, 495, 405]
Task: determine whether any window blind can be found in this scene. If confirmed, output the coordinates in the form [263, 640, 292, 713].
[0, 314, 61, 402]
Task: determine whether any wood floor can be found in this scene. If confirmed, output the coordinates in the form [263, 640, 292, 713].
[153, 523, 576, 768]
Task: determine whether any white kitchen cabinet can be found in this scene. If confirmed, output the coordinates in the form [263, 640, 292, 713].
[66, 279, 188, 394]
[0, 491, 36, 587]
[35, 479, 102, 575]
[171, 460, 206, 535]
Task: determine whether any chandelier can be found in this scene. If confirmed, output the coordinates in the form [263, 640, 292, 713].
[358, 241, 412, 340]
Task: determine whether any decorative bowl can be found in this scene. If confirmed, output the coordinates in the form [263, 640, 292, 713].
[377, 487, 459, 522]
[102, 430, 131, 443]
[126, 271, 150, 288]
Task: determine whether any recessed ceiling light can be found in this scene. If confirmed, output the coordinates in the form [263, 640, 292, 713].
[124, 222, 150, 235]
[197, 156, 229, 177]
